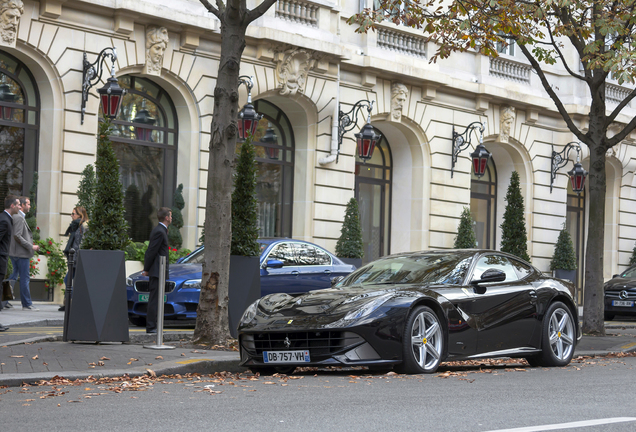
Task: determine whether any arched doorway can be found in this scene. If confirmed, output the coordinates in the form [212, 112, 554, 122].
[470, 158, 497, 249]
[0, 50, 39, 198]
[102, 75, 179, 242]
[249, 99, 294, 238]
[355, 130, 392, 264]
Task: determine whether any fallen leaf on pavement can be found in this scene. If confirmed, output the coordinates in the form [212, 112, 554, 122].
[146, 369, 156, 378]
[32, 355, 38, 360]
[100, 357, 110, 361]
[155, 356, 163, 360]
[10, 355, 24, 358]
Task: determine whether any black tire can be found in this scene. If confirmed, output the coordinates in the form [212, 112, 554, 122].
[604, 312, 615, 321]
[129, 316, 146, 327]
[524, 356, 541, 367]
[249, 366, 295, 375]
[395, 305, 444, 374]
[535, 301, 576, 367]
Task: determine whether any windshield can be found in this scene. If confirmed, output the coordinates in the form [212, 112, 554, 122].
[621, 266, 636, 278]
[338, 253, 473, 287]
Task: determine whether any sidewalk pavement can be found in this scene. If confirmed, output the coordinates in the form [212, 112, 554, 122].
[1, 302, 635, 388]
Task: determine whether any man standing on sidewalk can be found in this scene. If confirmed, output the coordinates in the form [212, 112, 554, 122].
[142, 207, 171, 334]
[0, 195, 20, 331]
[9, 196, 40, 311]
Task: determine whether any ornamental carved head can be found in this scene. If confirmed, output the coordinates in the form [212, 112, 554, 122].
[391, 82, 408, 121]
[145, 26, 169, 75]
[499, 105, 516, 143]
[0, 0, 23, 46]
[275, 48, 316, 96]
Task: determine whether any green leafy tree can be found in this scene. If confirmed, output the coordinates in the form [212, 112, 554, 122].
[500, 171, 530, 262]
[630, 242, 636, 266]
[454, 207, 476, 249]
[25, 172, 39, 241]
[168, 184, 185, 249]
[76, 164, 96, 218]
[81, 120, 130, 251]
[231, 135, 260, 256]
[350, 0, 636, 342]
[550, 224, 578, 271]
[335, 198, 364, 259]
[195, 0, 277, 344]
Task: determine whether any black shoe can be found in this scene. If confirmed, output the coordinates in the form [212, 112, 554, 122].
[58, 305, 65, 311]
[0, 325, 9, 332]
[146, 329, 157, 334]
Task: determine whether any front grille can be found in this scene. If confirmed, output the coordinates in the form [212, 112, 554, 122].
[134, 281, 176, 293]
[247, 331, 363, 357]
[605, 290, 636, 300]
[132, 303, 174, 314]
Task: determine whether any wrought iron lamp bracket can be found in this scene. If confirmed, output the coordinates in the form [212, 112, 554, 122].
[238, 75, 254, 102]
[81, 47, 118, 125]
[451, 121, 485, 178]
[550, 142, 582, 193]
[337, 99, 374, 163]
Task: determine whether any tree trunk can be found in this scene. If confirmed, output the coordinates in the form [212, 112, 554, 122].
[194, 15, 248, 344]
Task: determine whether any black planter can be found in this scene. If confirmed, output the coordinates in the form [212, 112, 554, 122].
[66, 250, 129, 342]
[338, 257, 362, 269]
[228, 255, 261, 338]
[554, 269, 576, 283]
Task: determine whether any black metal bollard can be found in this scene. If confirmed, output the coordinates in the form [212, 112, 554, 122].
[62, 248, 75, 342]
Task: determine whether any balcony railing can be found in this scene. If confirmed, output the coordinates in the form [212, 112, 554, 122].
[489, 56, 532, 84]
[606, 83, 632, 106]
[377, 28, 427, 58]
[276, 0, 319, 27]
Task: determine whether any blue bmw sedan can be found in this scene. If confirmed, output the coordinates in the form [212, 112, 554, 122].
[126, 238, 356, 326]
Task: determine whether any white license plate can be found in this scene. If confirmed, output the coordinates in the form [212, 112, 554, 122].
[612, 300, 634, 307]
[263, 350, 310, 364]
[138, 294, 167, 302]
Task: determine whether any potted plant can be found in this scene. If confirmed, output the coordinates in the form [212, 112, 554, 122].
[335, 197, 364, 268]
[454, 207, 477, 249]
[66, 120, 130, 342]
[227, 134, 261, 338]
[550, 224, 577, 283]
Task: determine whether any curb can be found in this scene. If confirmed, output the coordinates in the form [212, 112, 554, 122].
[1, 332, 194, 347]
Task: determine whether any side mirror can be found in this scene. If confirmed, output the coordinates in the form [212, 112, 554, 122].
[613, 274, 619, 279]
[176, 257, 184, 263]
[471, 268, 506, 286]
[266, 259, 284, 269]
[331, 276, 345, 287]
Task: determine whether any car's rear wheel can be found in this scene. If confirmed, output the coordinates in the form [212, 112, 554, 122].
[396, 305, 444, 374]
[534, 301, 575, 367]
[604, 312, 615, 321]
[128, 316, 146, 327]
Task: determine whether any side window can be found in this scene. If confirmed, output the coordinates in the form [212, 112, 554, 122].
[471, 255, 519, 283]
[314, 246, 332, 265]
[293, 243, 317, 266]
[510, 259, 533, 280]
[267, 243, 297, 266]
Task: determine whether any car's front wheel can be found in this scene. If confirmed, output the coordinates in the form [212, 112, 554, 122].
[604, 312, 615, 321]
[396, 305, 444, 374]
[534, 301, 576, 367]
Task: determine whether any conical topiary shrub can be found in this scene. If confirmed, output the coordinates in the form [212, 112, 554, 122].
[550, 224, 577, 271]
[76, 164, 96, 218]
[630, 242, 636, 266]
[81, 120, 130, 251]
[500, 171, 530, 262]
[168, 183, 185, 249]
[231, 135, 260, 256]
[335, 198, 364, 259]
[454, 206, 476, 249]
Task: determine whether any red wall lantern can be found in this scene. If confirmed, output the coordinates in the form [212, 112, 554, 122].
[132, 100, 156, 141]
[82, 47, 125, 124]
[567, 162, 587, 194]
[98, 72, 125, 121]
[0, 75, 16, 121]
[261, 125, 279, 159]
[470, 143, 491, 178]
[237, 75, 262, 141]
[550, 142, 587, 194]
[355, 122, 382, 162]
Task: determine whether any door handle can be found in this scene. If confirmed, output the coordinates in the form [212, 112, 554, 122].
[291, 271, 299, 275]
[324, 270, 331, 274]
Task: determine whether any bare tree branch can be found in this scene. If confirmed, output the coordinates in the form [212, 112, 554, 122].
[606, 87, 636, 126]
[199, 0, 221, 19]
[246, 0, 277, 24]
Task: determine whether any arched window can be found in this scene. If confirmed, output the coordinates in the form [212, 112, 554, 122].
[470, 158, 497, 249]
[248, 99, 294, 238]
[0, 51, 39, 199]
[566, 182, 585, 303]
[355, 130, 392, 264]
[100, 76, 178, 242]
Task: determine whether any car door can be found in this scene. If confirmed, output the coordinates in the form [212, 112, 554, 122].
[464, 254, 538, 354]
[292, 242, 335, 292]
[260, 242, 303, 296]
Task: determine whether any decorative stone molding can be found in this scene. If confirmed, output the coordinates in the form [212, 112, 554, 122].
[499, 105, 516, 143]
[606, 145, 617, 159]
[377, 27, 426, 58]
[606, 83, 631, 106]
[40, 0, 66, 19]
[273, 46, 321, 96]
[114, 12, 136, 35]
[390, 82, 408, 122]
[144, 26, 169, 76]
[489, 57, 531, 84]
[526, 109, 539, 124]
[0, 0, 23, 48]
[275, 0, 319, 28]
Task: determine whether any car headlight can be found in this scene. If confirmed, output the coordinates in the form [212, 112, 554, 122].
[344, 294, 392, 321]
[240, 300, 260, 325]
[126, 277, 133, 287]
[183, 279, 201, 289]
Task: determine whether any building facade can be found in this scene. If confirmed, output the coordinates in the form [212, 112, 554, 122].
[1, 0, 635, 304]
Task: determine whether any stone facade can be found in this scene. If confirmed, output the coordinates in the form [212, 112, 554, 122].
[4, 0, 635, 296]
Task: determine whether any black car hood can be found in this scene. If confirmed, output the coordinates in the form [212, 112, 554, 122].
[605, 278, 636, 291]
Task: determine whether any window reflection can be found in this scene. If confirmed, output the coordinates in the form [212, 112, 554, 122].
[471, 158, 497, 249]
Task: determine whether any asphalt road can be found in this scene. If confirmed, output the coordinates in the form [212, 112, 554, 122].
[1, 355, 635, 431]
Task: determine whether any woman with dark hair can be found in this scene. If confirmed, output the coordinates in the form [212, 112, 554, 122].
[60, 206, 89, 311]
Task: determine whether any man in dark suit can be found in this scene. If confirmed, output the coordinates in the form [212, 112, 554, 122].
[142, 207, 172, 334]
[0, 195, 21, 332]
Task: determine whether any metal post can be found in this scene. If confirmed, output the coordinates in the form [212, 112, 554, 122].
[144, 256, 175, 350]
[62, 249, 75, 342]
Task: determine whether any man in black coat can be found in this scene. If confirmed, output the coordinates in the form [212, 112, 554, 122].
[0, 195, 20, 331]
[142, 207, 172, 334]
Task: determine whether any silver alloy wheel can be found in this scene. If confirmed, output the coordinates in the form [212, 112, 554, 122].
[548, 307, 575, 361]
[410, 309, 443, 371]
